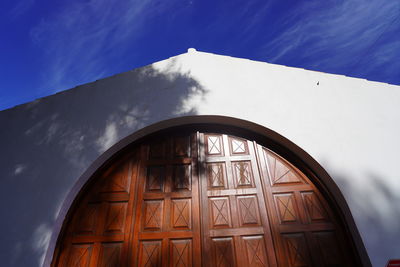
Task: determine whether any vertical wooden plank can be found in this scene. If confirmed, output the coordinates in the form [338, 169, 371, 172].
[252, 141, 278, 267]
[191, 132, 202, 267]
[198, 132, 211, 266]
[126, 153, 140, 266]
[130, 144, 148, 267]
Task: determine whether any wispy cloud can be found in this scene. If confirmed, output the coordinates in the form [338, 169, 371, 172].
[30, 0, 176, 93]
[258, 0, 400, 81]
[26, 0, 400, 93]
[9, 0, 35, 19]
[31, 223, 51, 266]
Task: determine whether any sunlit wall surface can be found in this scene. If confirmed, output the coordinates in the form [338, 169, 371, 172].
[0, 50, 399, 266]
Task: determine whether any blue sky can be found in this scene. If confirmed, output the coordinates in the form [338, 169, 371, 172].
[1, 0, 399, 110]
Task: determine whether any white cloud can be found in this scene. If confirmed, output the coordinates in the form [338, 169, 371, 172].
[13, 164, 27, 175]
[31, 223, 52, 267]
[30, 0, 176, 93]
[96, 121, 118, 153]
[9, 0, 35, 18]
[259, 0, 399, 76]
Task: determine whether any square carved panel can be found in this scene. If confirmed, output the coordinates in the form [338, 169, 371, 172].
[74, 203, 99, 235]
[242, 236, 268, 266]
[170, 239, 192, 267]
[100, 162, 131, 194]
[65, 244, 93, 267]
[229, 136, 249, 155]
[146, 166, 165, 192]
[171, 198, 192, 230]
[174, 135, 191, 157]
[173, 164, 191, 191]
[302, 191, 329, 223]
[211, 237, 236, 267]
[205, 135, 224, 156]
[142, 200, 164, 231]
[103, 202, 128, 235]
[209, 197, 232, 228]
[232, 161, 255, 188]
[207, 162, 227, 189]
[273, 193, 300, 224]
[237, 195, 261, 226]
[138, 240, 162, 267]
[98, 243, 122, 267]
[282, 233, 312, 267]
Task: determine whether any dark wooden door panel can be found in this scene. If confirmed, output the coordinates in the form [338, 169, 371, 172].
[53, 130, 358, 267]
[54, 153, 139, 267]
[257, 146, 354, 267]
[131, 133, 201, 267]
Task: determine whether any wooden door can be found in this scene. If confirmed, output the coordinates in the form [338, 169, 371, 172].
[53, 152, 140, 267]
[256, 145, 355, 267]
[131, 133, 201, 267]
[52, 130, 359, 267]
[198, 133, 277, 267]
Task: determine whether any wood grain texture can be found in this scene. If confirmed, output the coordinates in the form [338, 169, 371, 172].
[52, 131, 357, 267]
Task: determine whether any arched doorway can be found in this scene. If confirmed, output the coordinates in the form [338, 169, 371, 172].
[51, 124, 365, 266]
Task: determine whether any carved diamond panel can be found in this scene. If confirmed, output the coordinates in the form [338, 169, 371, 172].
[265, 150, 303, 185]
[173, 164, 191, 191]
[302, 192, 328, 222]
[242, 236, 268, 266]
[98, 243, 122, 267]
[232, 161, 254, 188]
[209, 197, 232, 228]
[282, 233, 311, 267]
[101, 162, 130, 193]
[229, 137, 248, 155]
[65, 244, 93, 267]
[174, 136, 191, 157]
[139, 240, 162, 267]
[212, 237, 235, 267]
[205, 135, 223, 156]
[274, 193, 299, 224]
[103, 202, 128, 234]
[171, 199, 191, 229]
[207, 163, 226, 189]
[237, 195, 261, 226]
[143, 200, 163, 231]
[146, 166, 165, 192]
[170, 239, 192, 267]
[314, 231, 343, 266]
[74, 203, 99, 235]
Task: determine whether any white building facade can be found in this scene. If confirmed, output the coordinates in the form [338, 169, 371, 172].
[0, 49, 399, 266]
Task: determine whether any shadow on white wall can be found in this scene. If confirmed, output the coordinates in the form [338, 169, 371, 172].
[323, 160, 400, 267]
[0, 60, 207, 266]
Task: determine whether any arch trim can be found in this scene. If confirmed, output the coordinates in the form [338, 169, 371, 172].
[43, 115, 371, 267]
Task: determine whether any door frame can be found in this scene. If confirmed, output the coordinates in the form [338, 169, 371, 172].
[44, 115, 371, 267]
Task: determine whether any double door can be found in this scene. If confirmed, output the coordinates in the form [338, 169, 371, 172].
[54, 131, 354, 266]
[134, 132, 277, 266]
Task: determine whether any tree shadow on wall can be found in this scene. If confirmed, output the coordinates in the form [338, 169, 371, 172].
[332, 171, 400, 267]
[0, 59, 208, 267]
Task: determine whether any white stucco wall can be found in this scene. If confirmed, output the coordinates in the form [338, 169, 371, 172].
[0, 50, 398, 266]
